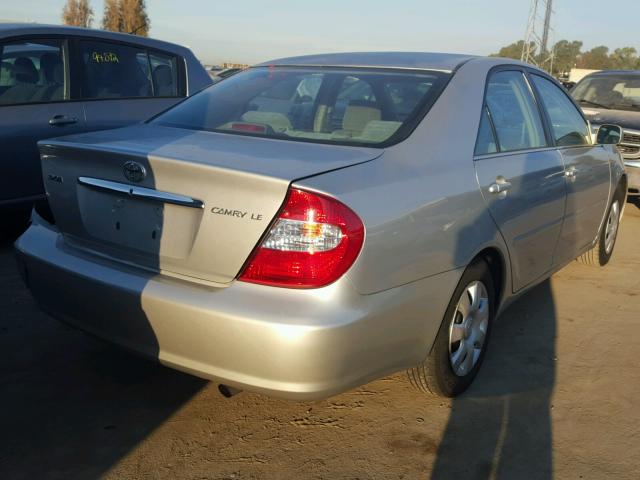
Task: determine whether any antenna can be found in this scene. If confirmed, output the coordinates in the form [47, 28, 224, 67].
[522, 0, 555, 71]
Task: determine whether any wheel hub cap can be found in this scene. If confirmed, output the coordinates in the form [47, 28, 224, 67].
[448, 281, 489, 377]
[604, 200, 620, 255]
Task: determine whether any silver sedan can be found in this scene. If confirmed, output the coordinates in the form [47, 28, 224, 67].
[15, 52, 627, 400]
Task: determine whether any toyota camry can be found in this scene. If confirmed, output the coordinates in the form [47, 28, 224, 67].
[15, 52, 627, 399]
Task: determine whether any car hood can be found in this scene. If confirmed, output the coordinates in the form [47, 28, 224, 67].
[581, 107, 640, 131]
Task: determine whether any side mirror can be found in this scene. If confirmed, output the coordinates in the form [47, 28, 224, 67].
[596, 124, 622, 145]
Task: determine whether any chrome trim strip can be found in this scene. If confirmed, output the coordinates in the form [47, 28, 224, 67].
[474, 146, 558, 161]
[255, 64, 454, 73]
[78, 177, 204, 209]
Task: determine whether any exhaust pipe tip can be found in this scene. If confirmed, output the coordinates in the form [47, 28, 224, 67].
[218, 384, 242, 398]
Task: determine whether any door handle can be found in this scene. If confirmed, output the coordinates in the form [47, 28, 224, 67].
[565, 166, 578, 179]
[49, 115, 78, 126]
[488, 180, 512, 194]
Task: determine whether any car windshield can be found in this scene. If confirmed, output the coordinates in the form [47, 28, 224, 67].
[152, 67, 449, 146]
[571, 74, 640, 111]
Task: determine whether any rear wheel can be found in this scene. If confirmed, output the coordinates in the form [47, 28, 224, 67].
[578, 187, 624, 267]
[408, 259, 495, 397]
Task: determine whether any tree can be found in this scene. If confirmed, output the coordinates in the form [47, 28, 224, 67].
[101, 0, 123, 32]
[101, 0, 149, 36]
[62, 0, 93, 28]
[610, 47, 639, 70]
[490, 40, 536, 61]
[577, 46, 611, 70]
[550, 40, 582, 76]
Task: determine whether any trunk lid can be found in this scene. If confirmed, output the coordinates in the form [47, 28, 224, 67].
[39, 124, 381, 285]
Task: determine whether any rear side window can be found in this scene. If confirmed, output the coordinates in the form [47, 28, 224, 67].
[485, 71, 547, 152]
[0, 39, 67, 106]
[531, 75, 590, 147]
[475, 107, 498, 155]
[149, 52, 179, 97]
[80, 41, 181, 99]
[152, 67, 448, 147]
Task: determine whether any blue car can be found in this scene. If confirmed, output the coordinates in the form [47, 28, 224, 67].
[0, 23, 211, 233]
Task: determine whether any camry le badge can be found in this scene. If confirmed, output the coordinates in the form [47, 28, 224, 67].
[122, 161, 147, 183]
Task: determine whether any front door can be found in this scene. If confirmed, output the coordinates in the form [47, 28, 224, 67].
[0, 38, 86, 205]
[474, 70, 567, 292]
[529, 74, 611, 263]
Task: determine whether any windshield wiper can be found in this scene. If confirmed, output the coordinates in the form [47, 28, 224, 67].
[576, 99, 609, 109]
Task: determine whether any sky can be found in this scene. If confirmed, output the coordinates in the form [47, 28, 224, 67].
[2, 0, 640, 65]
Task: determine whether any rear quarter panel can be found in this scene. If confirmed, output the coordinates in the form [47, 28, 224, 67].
[297, 58, 512, 296]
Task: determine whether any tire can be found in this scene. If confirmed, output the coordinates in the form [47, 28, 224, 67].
[408, 259, 495, 397]
[578, 186, 624, 267]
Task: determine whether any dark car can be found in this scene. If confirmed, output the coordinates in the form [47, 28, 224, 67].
[0, 23, 212, 234]
[571, 70, 640, 199]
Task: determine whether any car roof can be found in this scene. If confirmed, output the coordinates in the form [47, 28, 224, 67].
[0, 22, 190, 54]
[256, 52, 484, 73]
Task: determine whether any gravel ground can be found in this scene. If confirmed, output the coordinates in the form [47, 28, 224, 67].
[1, 204, 639, 480]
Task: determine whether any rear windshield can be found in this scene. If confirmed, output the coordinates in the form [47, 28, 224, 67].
[151, 67, 449, 146]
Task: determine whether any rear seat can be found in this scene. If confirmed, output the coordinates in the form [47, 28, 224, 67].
[337, 104, 382, 137]
[0, 57, 41, 104]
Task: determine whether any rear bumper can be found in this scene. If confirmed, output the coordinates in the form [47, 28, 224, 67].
[15, 219, 460, 400]
[626, 160, 640, 196]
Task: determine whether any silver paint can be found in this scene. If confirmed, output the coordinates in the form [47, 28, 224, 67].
[15, 54, 625, 399]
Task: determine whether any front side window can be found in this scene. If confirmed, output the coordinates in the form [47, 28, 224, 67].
[484, 71, 547, 152]
[532, 75, 589, 146]
[152, 67, 448, 146]
[0, 39, 66, 106]
[80, 41, 180, 99]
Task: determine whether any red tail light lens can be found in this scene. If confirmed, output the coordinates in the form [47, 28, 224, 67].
[239, 188, 365, 288]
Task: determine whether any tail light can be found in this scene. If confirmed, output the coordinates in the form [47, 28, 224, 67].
[239, 188, 365, 288]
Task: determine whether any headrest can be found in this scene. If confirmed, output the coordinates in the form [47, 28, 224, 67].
[342, 104, 381, 134]
[13, 57, 38, 84]
[40, 53, 63, 83]
[153, 65, 173, 86]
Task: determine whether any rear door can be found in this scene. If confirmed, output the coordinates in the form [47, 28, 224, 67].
[76, 38, 186, 132]
[474, 69, 567, 292]
[529, 73, 611, 263]
[0, 38, 85, 204]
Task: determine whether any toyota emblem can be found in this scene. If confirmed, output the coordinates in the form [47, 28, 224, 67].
[122, 161, 147, 183]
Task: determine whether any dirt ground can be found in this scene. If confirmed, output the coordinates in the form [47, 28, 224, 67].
[1, 204, 639, 480]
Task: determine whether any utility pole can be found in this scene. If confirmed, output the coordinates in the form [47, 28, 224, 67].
[522, 0, 555, 72]
[541, 0, 553, 55]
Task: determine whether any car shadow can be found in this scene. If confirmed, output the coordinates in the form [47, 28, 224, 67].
[6, 125, 226, 479]
[1, 230, 207, 479]
[430, 279, 556, 479]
